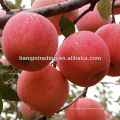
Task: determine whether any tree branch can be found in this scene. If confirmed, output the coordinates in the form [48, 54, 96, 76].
[57, 87, 88, 113]
[38, 87, 88, 120]
[0, 0, 99, 29]
[0, 0, 12, 13]
[111, 0, 115, 23]
[100, 82, 120, 85]
[73, 1, 97, 24]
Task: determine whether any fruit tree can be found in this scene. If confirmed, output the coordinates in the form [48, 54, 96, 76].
[0, 0, 120, 120]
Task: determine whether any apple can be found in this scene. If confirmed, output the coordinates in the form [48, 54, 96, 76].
[2, 11, 58, 71]
[112, 0, 120, 15]
[0, 10, 6, 36]
[105, 111, 115, 120]
[76, 4, 110, 32]
[20, 102, 36, 120]
[65, 98, 106, 120]
[17, 65, 69, 116]
[32, 0, 78, 35]
[96, 24, 120, 76]
[0, 58, 8, 65]
[57, 31, 110, 87]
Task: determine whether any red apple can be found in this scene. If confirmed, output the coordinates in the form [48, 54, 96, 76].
[105, 111, 115, 120]
[17, 65, 69, 116]
[57, 31, 110, 87]
[20, 102, 36, 120]
[66, 98, 106, 120]
[32, 0, 78, 35]
[76, 4, 111, 32]
[96, 24, 120, 76]
[2, 11, 58, 71]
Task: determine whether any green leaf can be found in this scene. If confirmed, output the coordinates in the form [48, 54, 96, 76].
[0, 94, 3, 114]
[0, 65, 14, 74]
[0, 84, 20, 101]
[4, 0, 18, 9]
[59, 16, 75, 38]
[2, 74, 14, 82]
[15, 0, 22, 7]
[31, 0, 35, 6]
[97, 0, 111, 22]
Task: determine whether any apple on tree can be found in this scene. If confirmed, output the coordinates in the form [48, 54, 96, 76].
[105, 111, 115, 120]
[96, 24, 120, 76]
[17, 65, 69, 116]
[57, 31, 110, 87]
[65, 98, 106, 120]
[76, 4, 111, 32]
[32, 0, 79, 35]
[2, 11, 58, 71]
[20, 102, 36, 120]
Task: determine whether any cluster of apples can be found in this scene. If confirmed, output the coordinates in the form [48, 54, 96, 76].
[20, 99, 115, 120]
[1, 0, 120, 119]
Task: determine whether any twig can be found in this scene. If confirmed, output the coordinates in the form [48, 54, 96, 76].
[57, 87, 88, 113]
[38, 116, 47, 120]
[100, 82, 120, 85]
[111, 0, 116, 23]
[0, 0, 99, 29]
[37, 87, 88, 119]
[0, 0, 12, 14]
[73, 1, 98, 24]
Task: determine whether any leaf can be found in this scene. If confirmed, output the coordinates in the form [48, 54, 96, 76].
[31, 0, 35, 6]
[59, 16, 75, 38]
[2, 74, 14, 82]
[0, 94, 3, 114]
[0, 84, 20, 101]
[0, 65, 14, 74]
[97, 0, 111, 22]
[15, 0, 22, 7]
[4, 0, 18, 9]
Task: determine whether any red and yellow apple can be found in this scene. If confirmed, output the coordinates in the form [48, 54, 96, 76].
[17, 65, 69, 116]
[32, 0, 78, 35]
[76, 4, 110, 32]
[66, 98, 106, 120]
[20, 102, 36, 120]
[57, 31, 110, 87]
[2, 11, 58, 71]
[96, 24, 120, 76]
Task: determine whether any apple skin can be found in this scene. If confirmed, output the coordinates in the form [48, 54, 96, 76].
[20, 102, 36, 120]
[57, 31, 110, 87]
[105, 112, 115, 120]
[96, 24, 120, 76]
[65, 98, 106, 120]
[2, 11, 58, 71]
[0, 10, 6, 36]
[32, 0, 78, 35]
[112, 0, 120, 15]
[17, 65, 69, 116]
[76, 4, 110, 32]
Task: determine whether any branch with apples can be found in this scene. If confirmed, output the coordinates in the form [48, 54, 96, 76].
[0, 0, 120, 120]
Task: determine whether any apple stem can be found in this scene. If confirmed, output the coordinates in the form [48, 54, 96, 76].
[56, 87, 88, 113]
[73, 1, 97, 24]
[111, 0, 116, 23]
[0, 0, 13, 14]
